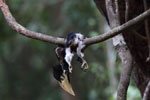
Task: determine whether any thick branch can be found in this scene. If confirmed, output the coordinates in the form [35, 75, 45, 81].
[116, 46, 132, 100]
[104, 0, 133, 100]
[0, 0, 65, 45]
[84, 8, 150, 45]
[1, 0, 150, 46]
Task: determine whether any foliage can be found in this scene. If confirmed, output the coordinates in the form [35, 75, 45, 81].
[0, 0, 141, 100]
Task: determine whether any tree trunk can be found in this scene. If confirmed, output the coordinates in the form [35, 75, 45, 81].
[105, 23, 117, 93]
[94, 0, 150, 99]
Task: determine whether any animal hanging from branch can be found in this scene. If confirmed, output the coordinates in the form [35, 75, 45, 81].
[52, 32, 88, 96]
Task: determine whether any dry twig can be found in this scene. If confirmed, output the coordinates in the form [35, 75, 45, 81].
[125, 0, 129, 22]
[143, 0, 150, 62]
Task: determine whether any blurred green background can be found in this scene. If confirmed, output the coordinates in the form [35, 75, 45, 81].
[0, 0, 141, 100]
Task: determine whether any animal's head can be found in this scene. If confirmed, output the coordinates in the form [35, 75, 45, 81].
[66, 32, 84, 47]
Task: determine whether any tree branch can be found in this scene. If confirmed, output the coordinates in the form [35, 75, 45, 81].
[114, 0, 120, 22]
[84, 8, 150, 46]
[85, 9, 150, 45]
[143, 80, 150, 100]
[0, 0, 65, 45]
[1, 0, 150, 47]
[104, 0, 133, 100]
[125, 0, 129, 22]
[143, 0, 150, 62]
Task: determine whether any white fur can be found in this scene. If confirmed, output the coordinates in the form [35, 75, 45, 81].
[64, 33, 85, 70]
[73, 33, 84, 45]
[76, 33, 85, 58]
[65, 48, 74, 67]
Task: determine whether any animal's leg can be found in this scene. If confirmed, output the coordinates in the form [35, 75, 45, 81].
[76, 45, 88, 71]
[77, 56, 88, 71]
[65, 48, 74, 73]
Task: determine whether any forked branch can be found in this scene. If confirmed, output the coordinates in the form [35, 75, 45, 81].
[85, 8, 150, 45]
[1, 0, 150, 46]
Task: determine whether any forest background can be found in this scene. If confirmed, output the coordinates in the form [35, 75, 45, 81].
[0, 0, 141, 100]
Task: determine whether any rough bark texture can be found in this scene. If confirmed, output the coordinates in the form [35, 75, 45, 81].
[105, 0, 133, 100]
[94, 0, 150, 99]
[116, 45, 132, 100]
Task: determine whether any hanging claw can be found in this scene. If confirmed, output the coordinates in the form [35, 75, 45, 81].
[68, 66, 73, 73]
[81, 59, 88, 71]
[76, 56, 88, 71]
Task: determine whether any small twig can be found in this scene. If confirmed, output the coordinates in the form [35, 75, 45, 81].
[125, 0, 130, 22]
[105, 0, 116, 28]
[143, 80, 150, 100]
[114, 0, 120, 22]
[143, 0, 150, 62]
[132, 30, 147, 41]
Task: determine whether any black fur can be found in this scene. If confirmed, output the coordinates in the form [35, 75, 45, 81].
[52, 32, 87, 82]
[52, 65, 63, 82]
[66, 32, 76, 47]
[52, 64, 70, 82]
[55, 46, 70, 73]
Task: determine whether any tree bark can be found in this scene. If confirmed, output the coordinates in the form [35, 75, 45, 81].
[94, 0, 150, 99]
[105, 0, 133, 100]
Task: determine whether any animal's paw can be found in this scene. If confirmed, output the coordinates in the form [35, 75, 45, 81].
[60, 75, 65, 81]
[81, 61, 88, 72]
[68, 66, 73, 73]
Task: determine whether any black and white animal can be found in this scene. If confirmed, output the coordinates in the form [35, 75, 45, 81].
[65, 32, 88, 73]
[53, 46, 75, 96]
[52, 32, 88, 96]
